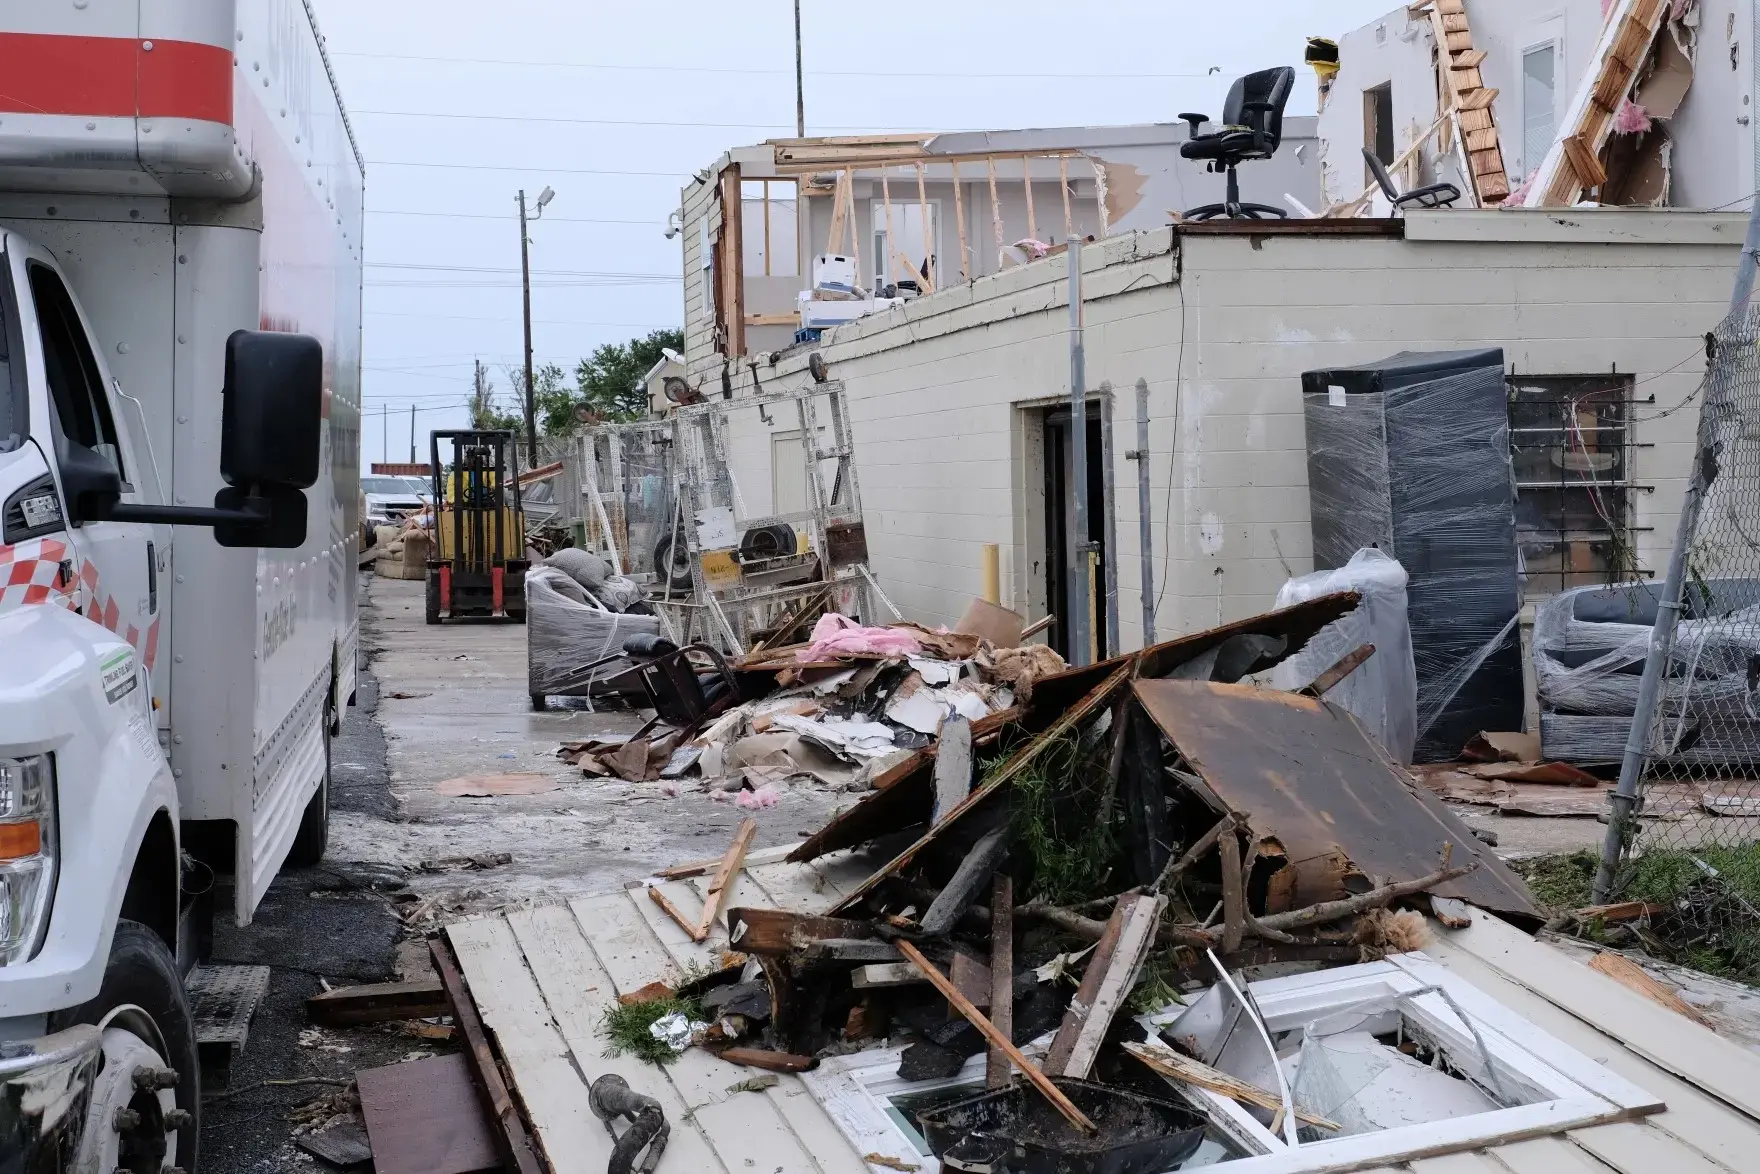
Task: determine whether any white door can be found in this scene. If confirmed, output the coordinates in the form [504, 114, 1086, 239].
[16, 249, 168, 697]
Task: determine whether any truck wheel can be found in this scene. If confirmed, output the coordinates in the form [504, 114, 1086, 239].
[425, 571, 442, 624]
[287, 714, 331, 868]
[53, 920, 200, 1174]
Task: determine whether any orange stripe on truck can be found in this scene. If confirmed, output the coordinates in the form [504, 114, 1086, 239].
[0, 33, 232, 124]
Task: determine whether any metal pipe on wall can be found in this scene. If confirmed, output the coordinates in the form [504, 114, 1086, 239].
[1066, 236, 1091, 666]
[1131, 377, 1156, 646]
[1100, 381, 1120, 658]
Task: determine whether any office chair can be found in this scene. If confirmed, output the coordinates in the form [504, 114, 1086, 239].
[1179, 66, 1296, 220]
[1363, 148, 1461, 210]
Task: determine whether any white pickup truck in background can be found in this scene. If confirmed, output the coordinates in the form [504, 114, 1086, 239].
[0, 2, 364, 1170]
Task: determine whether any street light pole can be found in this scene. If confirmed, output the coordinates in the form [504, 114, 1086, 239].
[517, 189, 538, 468]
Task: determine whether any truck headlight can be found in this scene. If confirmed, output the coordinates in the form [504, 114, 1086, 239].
[0, 755, 56, 965]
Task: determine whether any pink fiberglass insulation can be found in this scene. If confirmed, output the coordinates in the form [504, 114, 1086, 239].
[798, 614, 923, 660]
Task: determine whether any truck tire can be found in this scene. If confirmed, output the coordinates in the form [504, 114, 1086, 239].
[287, 714, 331, 868]
[425, 570, 442, 624]
[51, 920, 200, 1174]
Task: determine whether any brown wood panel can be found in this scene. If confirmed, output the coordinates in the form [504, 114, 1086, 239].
[358, 1053, 501, 1174]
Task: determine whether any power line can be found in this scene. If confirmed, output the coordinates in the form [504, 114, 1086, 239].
[355, 108, 961, 133]
[366, 159, 690, 178]
[332, 49, 1230, 81]
[365, 261, 678, 281]
[368, 209, 660, 225]
[367, 309, 675, 327]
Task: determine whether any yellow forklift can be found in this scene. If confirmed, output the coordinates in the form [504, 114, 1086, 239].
[425, 429, 528, 623]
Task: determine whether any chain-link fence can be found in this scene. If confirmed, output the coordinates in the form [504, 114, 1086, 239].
[1602, 307, 1760, 913]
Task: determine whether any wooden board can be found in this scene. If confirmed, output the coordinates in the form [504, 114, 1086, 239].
[446, 918, 610, 1174]
[357, 1053, 500, 1174]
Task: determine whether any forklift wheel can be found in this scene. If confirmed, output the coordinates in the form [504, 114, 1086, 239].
[425, 572, 441, 625]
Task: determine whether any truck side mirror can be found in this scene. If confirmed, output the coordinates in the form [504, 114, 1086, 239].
[215, 330, 323, 549]
[220, 330, 323, 489]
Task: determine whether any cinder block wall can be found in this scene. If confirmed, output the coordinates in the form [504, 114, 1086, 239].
[716, 213, 1740, 653]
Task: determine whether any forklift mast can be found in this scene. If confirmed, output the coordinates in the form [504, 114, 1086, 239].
[426, 430, 530, 623]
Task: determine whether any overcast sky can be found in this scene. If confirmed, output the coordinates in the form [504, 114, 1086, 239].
[314, 0, 1400, 469]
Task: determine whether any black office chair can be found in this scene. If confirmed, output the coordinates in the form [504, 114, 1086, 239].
[1179, 66, 1296, 220]
[1363, 147, 1460, 210]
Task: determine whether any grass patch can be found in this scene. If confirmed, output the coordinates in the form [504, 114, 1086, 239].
[1510, 850, 1598, 911]
[600, 995, 705, 1065]
[1006, 731, 1117, 906]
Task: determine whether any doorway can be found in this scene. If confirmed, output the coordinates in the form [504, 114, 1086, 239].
[1042, 403, 1108, 663]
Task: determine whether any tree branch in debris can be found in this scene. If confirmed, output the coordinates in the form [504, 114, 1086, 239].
[1017, 901, 1217, 951]
[1253, 858, 1479, 934]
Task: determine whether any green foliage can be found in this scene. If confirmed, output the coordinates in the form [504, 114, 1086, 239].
[576, 328, 684, 423]
[599, 995, 705, 1066]
[1006, 733, 1117, 906]
[469, 368, 520, 432]
[1510, 850, 1598, 911]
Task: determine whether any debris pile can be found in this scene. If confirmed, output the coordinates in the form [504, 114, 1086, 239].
[554, 600, 1063, 802]
[609, 591, 1544, 1168]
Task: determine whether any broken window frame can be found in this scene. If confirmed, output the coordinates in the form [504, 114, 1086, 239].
[1131, 954, 1659, 1171]
[803, 954, 1659, 1173]
[1508, 373, 1640, 595]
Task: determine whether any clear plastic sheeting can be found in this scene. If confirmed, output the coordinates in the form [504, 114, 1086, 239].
[526, 565, 661, 698]
[1302, 351, 1523, 761]
[1272, 548, 1419, 762]
[1535, 578, 1760, 766]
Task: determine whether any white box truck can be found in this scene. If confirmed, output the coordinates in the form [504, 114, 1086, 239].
[0, 2, 363, 1169]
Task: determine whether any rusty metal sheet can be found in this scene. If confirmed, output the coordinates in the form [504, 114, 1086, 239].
[1134, 679, 1541, 924]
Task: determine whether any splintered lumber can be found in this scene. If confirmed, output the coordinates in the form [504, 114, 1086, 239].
[895, 939, 1098, 1135]
[988, 873, 1014, 1089]
[1122, 1042, 1341, 1130]
[1574, 901, 1669, 923]
[1421, 0, 1510, 203]
[851, 961, 925, 988]
[1047, 893, 1166, 1079]
[1044, 902, 1127, 1074]
[647, 885, 702, 940]
[1219, 829, 1246, 954]
[921, 827, 1009, 935]
[1589, 952, 1715, 1029]
[719, 1047, 819, 1072]
[1298, 643, 1376, 698]
[829, 662, 1134, 915]
[727, 908, 877, 955]
[307, 978, 447, 1026]
[1528, 0, 1668, 205]
[695, 818, 758, 940]
[428, 938, 544, 1174]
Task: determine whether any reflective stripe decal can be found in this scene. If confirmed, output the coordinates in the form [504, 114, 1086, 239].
[0, 33, 233, 124]
[0, 537, 161, 671]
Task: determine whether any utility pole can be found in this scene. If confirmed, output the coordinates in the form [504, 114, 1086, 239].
[793, 0, 806, 137]
[518, 188, 538, 467]
[409, 404, 415, 465]
[381, 403, 387, 464]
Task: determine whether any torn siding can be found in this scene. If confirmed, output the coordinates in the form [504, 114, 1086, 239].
[710, 212, 1735, 655]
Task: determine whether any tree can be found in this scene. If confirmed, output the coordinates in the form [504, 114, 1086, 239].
[576, 328, 684, 422]
[502, 363, 576, 438]
[469, 361, 520, 432]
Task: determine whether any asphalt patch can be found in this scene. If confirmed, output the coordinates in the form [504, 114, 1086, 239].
[200, 662, 441, 1174]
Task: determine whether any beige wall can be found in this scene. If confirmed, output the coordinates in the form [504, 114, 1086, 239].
[710, 211, 1742, 650]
